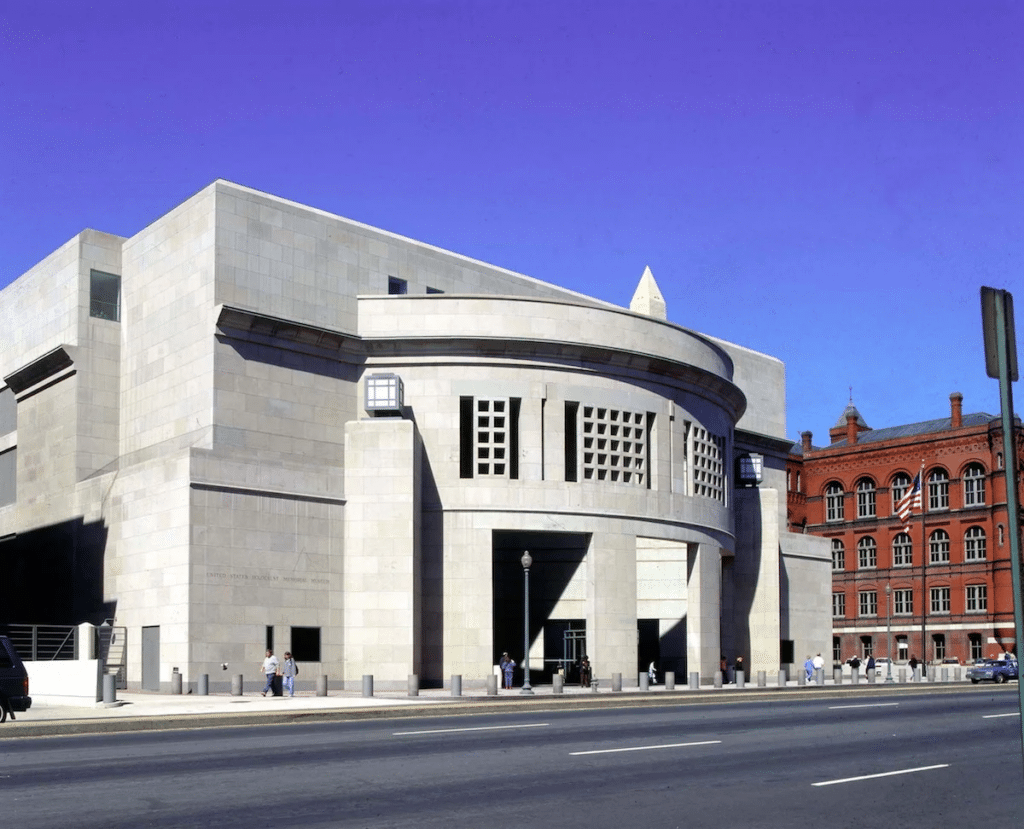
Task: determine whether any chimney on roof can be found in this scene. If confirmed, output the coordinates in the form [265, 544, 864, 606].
[846, 413, 858, 445]
[950, 392, 963, 429]
[801, 431, 813, 453]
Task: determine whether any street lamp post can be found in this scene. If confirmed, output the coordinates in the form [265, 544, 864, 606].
[520, 551, 534, 695]
[885, 583, 894, 683]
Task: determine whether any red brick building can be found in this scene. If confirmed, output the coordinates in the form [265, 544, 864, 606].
[788, 392, 1024, 668]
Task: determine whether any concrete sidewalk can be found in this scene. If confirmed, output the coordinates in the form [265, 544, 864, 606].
[10, 672, 971, 730]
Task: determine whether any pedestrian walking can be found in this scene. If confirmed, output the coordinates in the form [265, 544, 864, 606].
[260, 649, 279, 696]
[281, 651, 298, 697]
[579, 655, 592, 688]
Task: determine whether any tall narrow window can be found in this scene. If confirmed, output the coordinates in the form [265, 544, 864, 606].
[894, 589, 913, 615]
[859, 591, 878, 616]
[929, 529, 950, 564]
[831, 539, 845, 571]
[928, 468, 949, 511]
[892, 533, 912, 567]
[826, 482, 845, 522]
[963, 464, 986, 506]
[857, 536, 877, 569]
[564, 402, 579, 482]
[90, 269, 121, 321]
[856, 478, 876, 518]
[890, 473, 911, 509]
[930, 586, 950, 614]
[832, 592, 846, 618]
[964, 526, 987, 561]
[969, 633, 983, 660]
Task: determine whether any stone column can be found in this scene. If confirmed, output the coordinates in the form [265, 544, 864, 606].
[687, 541, 723, 683]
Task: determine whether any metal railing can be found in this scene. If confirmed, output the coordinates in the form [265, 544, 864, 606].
[4, 624, 78, 661]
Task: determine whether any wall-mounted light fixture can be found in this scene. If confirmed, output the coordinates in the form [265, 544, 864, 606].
[364, 373, 404, 416]
[736, 453, 764, 487]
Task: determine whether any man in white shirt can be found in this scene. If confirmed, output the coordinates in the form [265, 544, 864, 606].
[812, 653, 824, 682]
[261, 649, 280, 696]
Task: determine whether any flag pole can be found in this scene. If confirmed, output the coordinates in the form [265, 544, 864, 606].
[919, 461, 926, 678]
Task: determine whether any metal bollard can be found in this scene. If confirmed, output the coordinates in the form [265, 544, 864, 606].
[757, 670, 766, 688]
[451, 675, 462, 697]
[316, 674, 328, 696]
[408, 674, 419, 697]
[486, 674, 498, 696]
[553, 674, 564, 694]
[612, 672, 622, 692]
[736, 670, 745, 689]
[103, 673, 116, 704]
[171, 669, 182, 695]
[689, 671, 700, 690]
[362, 674, 373, 697]
[665, 671, 675, 691]
[639, 672, 650, 691]
[231, 674, 243, 696]
[714, 670, 723, 689]
[198, 673, 209, 695]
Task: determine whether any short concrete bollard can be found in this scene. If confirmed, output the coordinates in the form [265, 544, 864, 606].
[665, 671, 675, 691]
[867, 668, 875, 683]
[612, 672, 622, 692]
[103, 673, 117, 704]
[362, 674, 373, 698]
[833, 668, 842, 685]
[714, 670, 723, 688]
[486, 674, 498, 696]
[590, 678, 599, 693]
[736, 670, 745, 689]
[778, 669, 787, 688]
[797, 671, 806, 686]
[408, 674, 419, 697]
[231, 674, 243, 696]
[198, 673, 209, 695]
[639, 672, 649, 691]
[689, 671, 699, 690]
[816, 668, 824, 686]
[451, 675, 462, 697]
[316, 674, 328, 696]
[757, 670, 766, 688]
[553, 674, 564, 694]
[954, 667, 961, 682]
[898, 668, 907, 683]
[171, 669, 182, 695]
[851, 670, 859, 685]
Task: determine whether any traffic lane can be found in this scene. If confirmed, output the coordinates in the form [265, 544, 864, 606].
[3, 693, 1020, 829]
[0, 690, 1013, 784]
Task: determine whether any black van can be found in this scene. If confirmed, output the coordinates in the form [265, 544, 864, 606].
[0, 635, 31, 722]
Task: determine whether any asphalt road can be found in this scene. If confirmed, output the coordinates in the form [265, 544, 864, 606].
[2, 688, 1022, 829]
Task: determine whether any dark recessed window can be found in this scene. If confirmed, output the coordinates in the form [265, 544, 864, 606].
[388, 276, 408, 295]
[90, 269, 121, 321]
[290, 626, 321, 662]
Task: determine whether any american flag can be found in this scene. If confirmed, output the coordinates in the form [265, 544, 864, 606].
[895, 472, 922, 531]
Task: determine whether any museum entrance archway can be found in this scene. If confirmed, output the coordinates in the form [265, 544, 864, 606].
[491, 531, 589, 685]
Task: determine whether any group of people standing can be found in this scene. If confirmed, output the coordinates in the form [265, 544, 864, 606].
[260, 649, 298, 697]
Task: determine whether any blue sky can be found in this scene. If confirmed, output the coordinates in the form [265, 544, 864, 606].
[2, 1, 1021, 444]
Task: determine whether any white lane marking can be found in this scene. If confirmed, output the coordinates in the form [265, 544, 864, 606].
[828, 703, 900, 710]
[571, 740, 721, 756]
[982, 712, 1021, 719]
[393, 723, 549, 736]
[812, 764, 949, 787]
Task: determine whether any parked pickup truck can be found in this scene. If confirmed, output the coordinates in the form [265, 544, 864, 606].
[0, 635, 31, 721]
[966, 658, 1019, 684]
